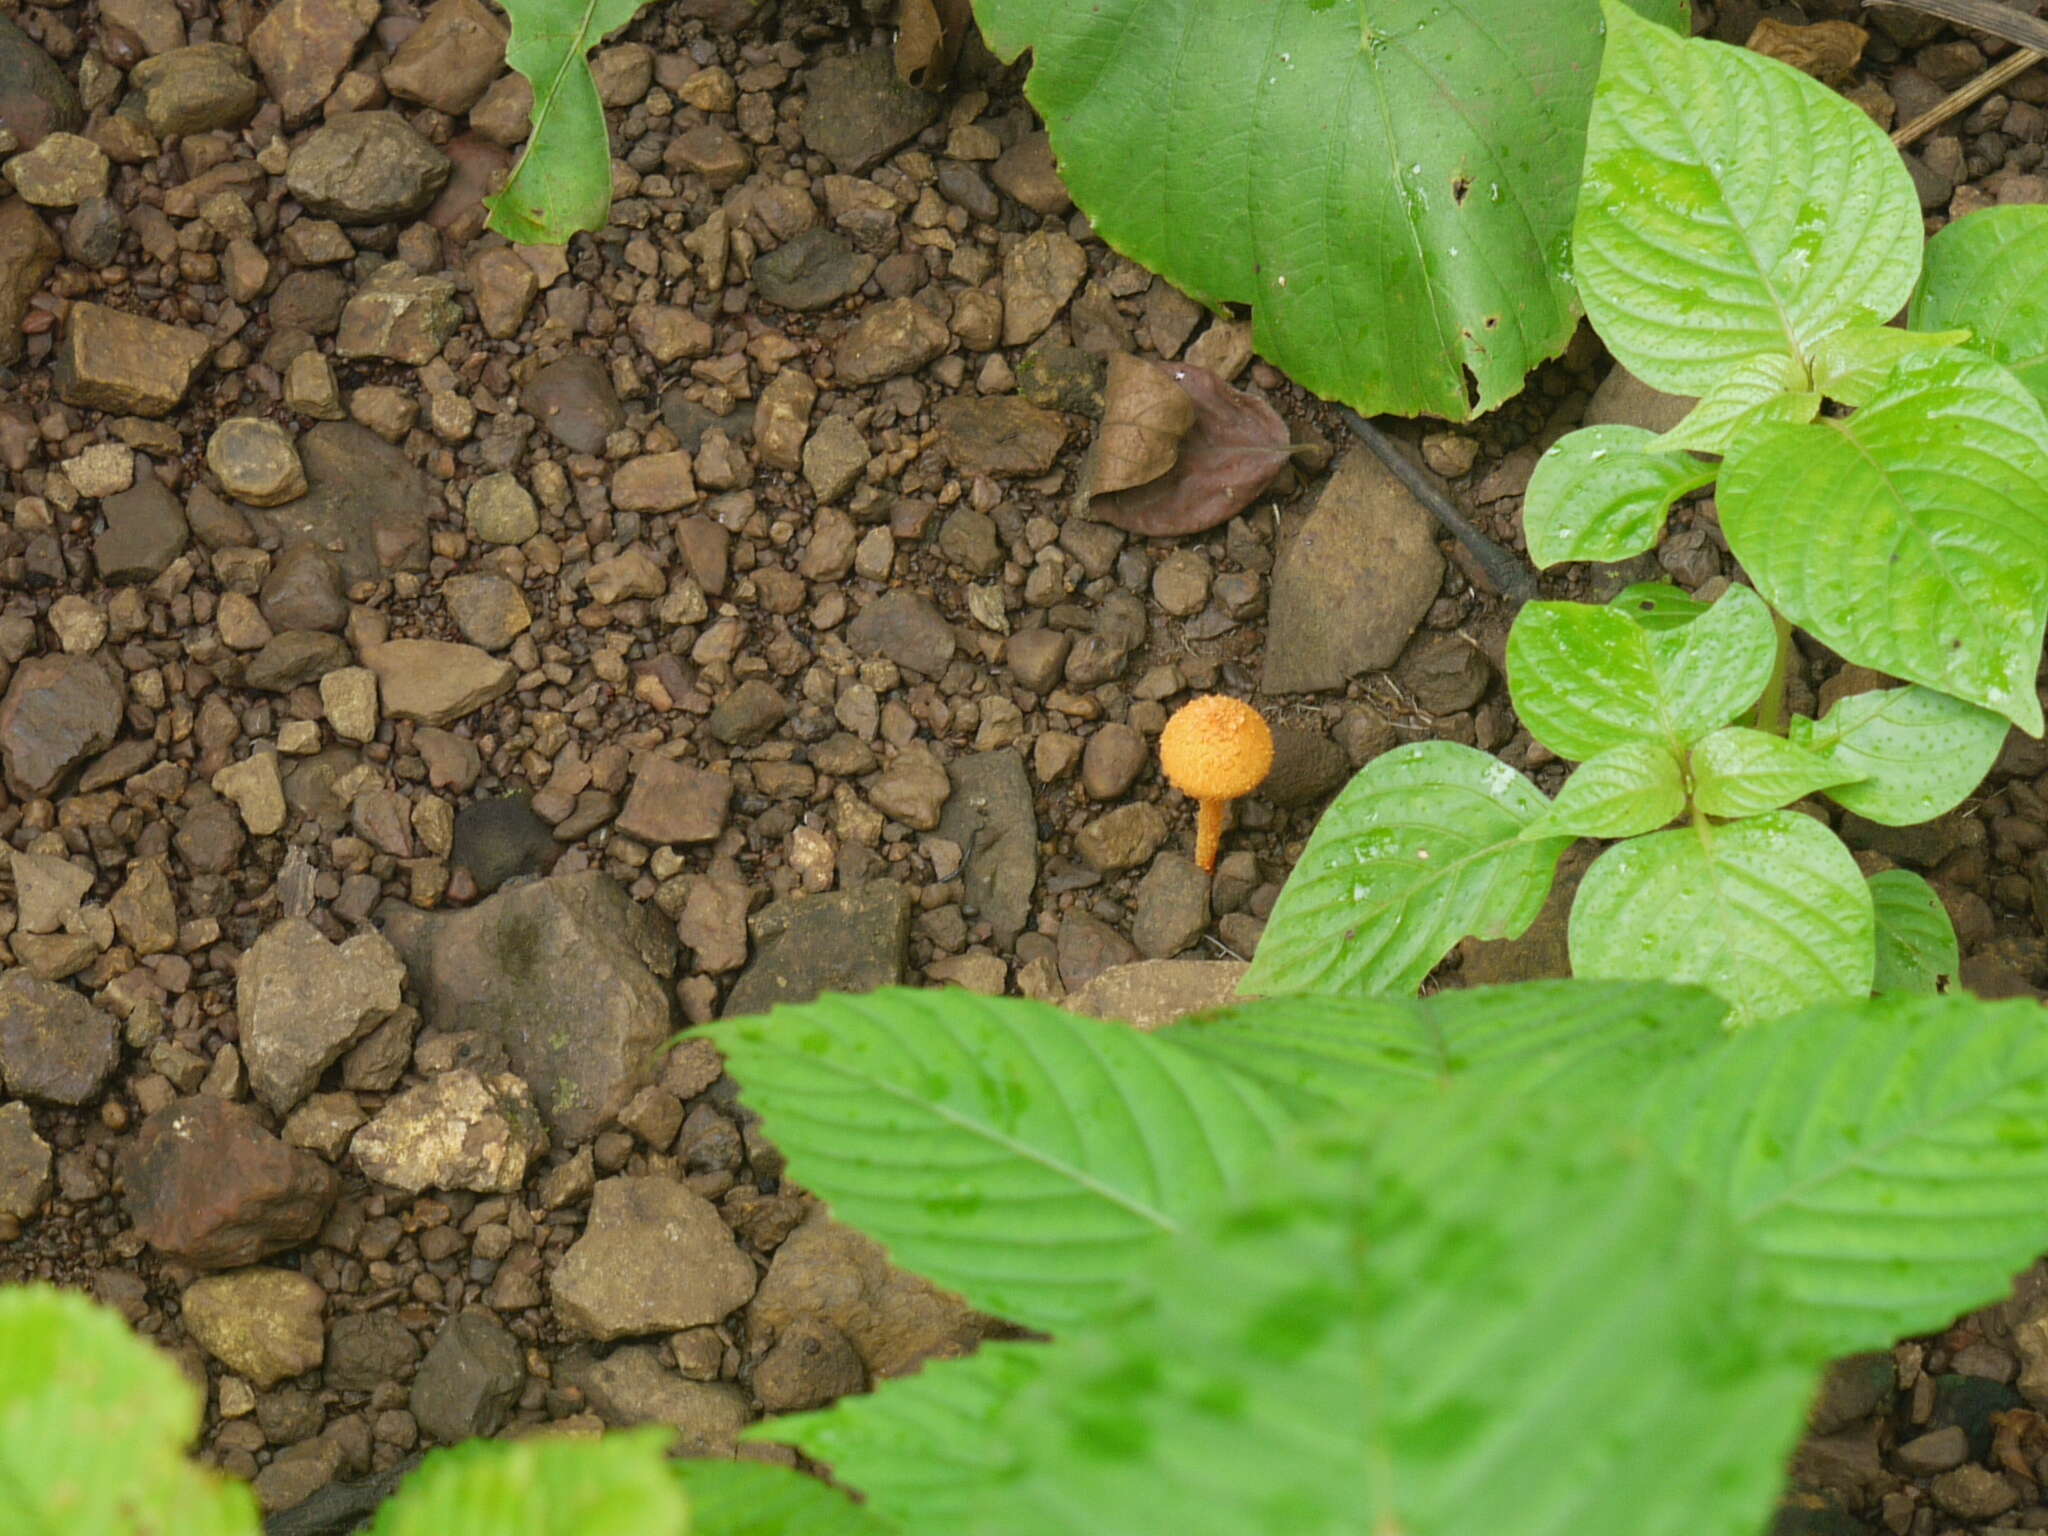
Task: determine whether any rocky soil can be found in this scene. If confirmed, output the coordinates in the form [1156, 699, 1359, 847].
[3, 0, 2048, 1530]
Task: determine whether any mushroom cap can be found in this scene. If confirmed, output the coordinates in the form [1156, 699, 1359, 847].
[1160, 695, 1274, 801]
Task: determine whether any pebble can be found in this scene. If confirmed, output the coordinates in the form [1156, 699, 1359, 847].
[121, 1097, 338, 1270]
[95, 476, 189, 581]
[0, 652, 124, 799]
[0, 13, 81, 152]
[618, 759, 733, 844]
[238, 917, 406, 1114]
[0, 198, 59, 368]
[612, 452, 698, 512]
[325, 1310, 421, 1392]
[129, 44, 261, 135]
[213, 751, 288, 835]
[1057, 910, 1139, 990]
[247, 0, 379, 123]
[990, 132, 1072, 215]
[801, 49, 939, 173]
[1132, 854, 1211, 958]
[869, 745, 952, 830]
[559, 1345, 750, 1456]
[441, 574, 532, 652]
[1395, 633, 1493, 714]
[938, 749, 1039, 945]
[208, 419, 307, 506]
[832, 297, 950, 385]
[754, 228, 869, 311]
[351, 1070, 546, 1194]
[552, 1176, 759, 1339]
[11, 849, 90, 934]
[334, 264, 461, 366]
[1002, 230, 1088, 346]
[725, 883, 913, 1016]
[676, 878, 750, 973]
[935, 396, 1068, 477]
[361, 639, 515, 726]
[524, 354, 624, 455]
[3, 131, 109, 207]
[286, 112, 451, 222]
[1075, 802, 1171, 873]
[410, 1311, 525, 1443]
[0, 970, 119, 1105]
[384, 0, 508, 115]
[803, 414, 870, 501]
[465, 472, 539, 544]
[707, 679, 789, 747]
[1081, 723, 1148, 801]
[450, 795, 558, 894]
[262, 545, 348, 632]
[57, 302, 212, 417]
[0, 1102, 52, 1221]
[847, 589, 956, 679]
[180, 1270, 327, 1388]
[61, 442, 133, 499]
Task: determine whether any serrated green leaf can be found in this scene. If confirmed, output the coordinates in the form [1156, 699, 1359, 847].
[1637, 993, 2048, 1358]
[1523, 425, 1717, 567]
[486, 0, 655, 244]
[1687, 725, 1862, 819]
[1810, 322, 1971, 408]
[1522, 740, 1686, 840]
[1506, 586, 1777, 761]
[1575, 3, 1922, 394]
[1570, 811, 1874, 1023]
[0, 1285, 260, 1536]
[1610, 581, 1708, 629]
[978, 1100, 1813, 1536]
[1787, 683, 2008, 826]
[971, 0, 1688, 421]
[1720, 352, 2048, 733]
[1168, 979, 1727, 1118]
[673, 1457, 894, 1536]
[1243, 742, 1570, 999]
[752, 1345, 1042, 1532]
[1869, 869, 1959, 996]
[1652, 351, 1815, 455]
[1913, 204, 2048, 409]
[370, 1428, 684, 1535]
[703, 991, 1289, 1331]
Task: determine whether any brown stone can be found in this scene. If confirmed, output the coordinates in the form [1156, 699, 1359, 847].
[121, 1097, 339, 1270]
[832, 297, 950, 385]
[248, 0, 379, 122]
[617, 758, 732, 845]
[56, 302, 211, 417]
[934, 396, 1068, 477]
[0, 197, 57, 367]
[0, 652, 123, 799]
[383, 0, 508, 115]
[361, 639, 515, 726]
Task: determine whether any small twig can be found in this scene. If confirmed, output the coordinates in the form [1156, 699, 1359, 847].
[1892, 47, 2043, 146]
[1338, 409, 1539, 604]
[1862, 0, 2048, 56]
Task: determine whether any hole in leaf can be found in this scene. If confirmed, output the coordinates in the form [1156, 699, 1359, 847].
[1452, 175, 1472, 204]
[1461, 366, 1483, 413]
[1484, 315, 1501, 330]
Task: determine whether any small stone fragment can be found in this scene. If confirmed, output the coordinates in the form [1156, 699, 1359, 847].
[351, 1070, 546, 1195]
[238, 918, 406, 1114]
[0, 971, 118, 1106]
[551, 1176, 759, 1339]
[362, 640, 515, 726]
[57, 302, 211, 417]
[208, 419, 307, 507]
[0, 653, 124, 800]
[121, 1097, 339, 1269]
[3, 132, 109, 207]
[410, 1311, 525, 1443]
[617, 759, 732, 845]
[0, 1102, 52, 1220]
[286, 112, 451, 223]
[181, 1269, 326, 1388]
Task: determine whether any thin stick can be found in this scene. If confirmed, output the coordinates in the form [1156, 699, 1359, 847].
[1338, 409, 1539, 604]
[1862, 0, 2048, 56]
[1893, 47, 2044, 146]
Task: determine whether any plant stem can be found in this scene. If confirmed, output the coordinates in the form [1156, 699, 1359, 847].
[1752, 608, 1796, 737]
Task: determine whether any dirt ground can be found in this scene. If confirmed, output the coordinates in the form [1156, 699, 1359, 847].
[3, 0, 2048, 1530]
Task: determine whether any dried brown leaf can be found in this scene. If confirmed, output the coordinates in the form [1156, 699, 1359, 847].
[895, 0, 973, 91]
[1094, 353, 1197, 495]
[1090, 363, 1291, 537]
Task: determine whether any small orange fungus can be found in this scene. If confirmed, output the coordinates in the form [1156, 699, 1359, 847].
[1159, 695, 1274, 874]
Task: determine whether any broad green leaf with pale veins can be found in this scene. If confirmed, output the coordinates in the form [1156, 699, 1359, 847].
[1788, 684, 2009, 826]
[1575, 3, 1921, 394]
[1653, 351, 1815, 456]
[674, 1456, 894, 1536]
[1913, 205, 2048, 409]
[1720, 351, 2048, 733]
[1521, 741, 1685, 840]
[1523, 425, 1716, 567]
[971, 0, 1688, 420]
[1244, 742, 1570, 999]
[1570, 811, 1874, 1023]
[704, 990, 1288, 1332]
[1687, 726, 1862, 819]
[371, 1428, 685, 1535]
[1810, 323, 1970, 408]
[487, 0, 653, 243]
[1869, 870, 1958, 996]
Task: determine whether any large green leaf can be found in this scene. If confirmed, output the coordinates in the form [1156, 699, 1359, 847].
[1638, 994, 2048, 1358]
[1522, 425, 1717, 568]
[1243, 742, 1570, 999]
[487, 0, 655, 243]
[1575, 3, 1921, 394]
[703, 991, 1288, 1332]
[1869, 869, 1959, 996]
[973, 0, 1688, 420]
[754, 1345, 1043, 1533]
[1570, 812, 1874, 1023]
[1913, 204, 2048, 409]
[1168, 980, 1727, 1119]
[1654, 351, 1816, 456]
[1719, 352, 2048, 733]
[976, 1100, 1814, 1536]
[1787, 684, 2009, 826]
[371, 1429, 685, 1535]
[0, 1285, 260, 1536]
[1521, 740, 1685, 841]
[674, 1458, 894, 1536]
[1686, 725, 1861, 819]
[1505, 586, 1777, 762]
[1810, 323, 1970, 409]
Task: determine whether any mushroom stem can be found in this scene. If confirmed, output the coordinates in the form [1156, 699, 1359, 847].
[1195, 799, 1225, 875]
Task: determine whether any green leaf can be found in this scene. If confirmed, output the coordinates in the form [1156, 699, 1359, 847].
[753, 1345, 1042, 1531]
[1610, 581, 1709, 629]
[1869, 869, 1959, 996]
[1521, 741, 1686, 840]
[1913, 204, 2048, 409]
[703, 990, 1289, 1332]
[673, 1458, 893, 1536]
[1570, 811, 1874, 1023]
[1505, 586, 1777, 761]
[1787, 684, 2009, 826]
[1638, 993, 2048, 1358]
[971, 0, 1690, 421]
[1575, 3, 1922, 394]
[1168, 979, 1727, 1118]
[371, 1428, 685, 1535]
[1652, 352, 1816, 456]
[486, 0, 654, 244]
[0, 1285, 261, 1536]
[979, 1099, 1814, 1536]
[1243, 742, 1570, 999]
[1810, 322, 1971, 408]
[1687, 725, 1862, 819]
[1719, 351, 2048, 733]
[1523, 425, 1717, 567]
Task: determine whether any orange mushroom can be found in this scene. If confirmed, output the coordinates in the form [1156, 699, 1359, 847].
[1160, 695, 1274, 875]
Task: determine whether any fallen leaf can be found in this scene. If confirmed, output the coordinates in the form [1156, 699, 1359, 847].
[1746, 18, 1867, 84]
[1993, 1408, 2048, 1485]
[1094, 353, 1197, 495]
[896, 0, 974, 91]
[1090, 363, 1292, 537]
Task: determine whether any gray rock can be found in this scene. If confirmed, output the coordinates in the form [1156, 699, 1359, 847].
[0, 970, 119, 1105]
[753, 1316, 866, 1412]
[450, 794, 558, 894]
[251, 422, 430, 585]
[0, 652, 123, 799]
[243, 630, 351, 693]
[1081, 723, 1147, 801]
[384, 871, 679, 1143]
[0, 1101, 52, 1220]
[617, 758, 731, 845]
[551, 1175, 758, 1339]
[801, 49, 940, 173]
[847, 589, 955, 679]
[1056, 909, 1138, 991]
[261, 544, 349, 633]
[410, 1310, 525, 1443]
[0, 13, 81, 152]
[1394, 632, 1493, 715]
[95, 475, 189, 583]
[325, 1310, 421, 1392]
[441, 573, 531, 652]
[936, 750, 1037, 946]
[180, 1269, 326, 1387]
[238, 918, 406, 1115]
[753, 228, 869, 311]
[724, 883, 913, 1018]
[1075, 802, 1170, 873]
[522, 354, 622, 456]
[350, 1070, 546, 1194]
[361, 640, 514, 726]
[707, 679, 788, 748]
[559, 1344, 750, 1456]
[1262, 449, 1445, 694]
[121, 1098, 338, 1269]
[1262, 725, 1349, 808]
[1132, 854, 1210, 959]
[934, 396, 1067, 477]
[1065, 959, 1251, 1032]
[286, 112, 451, 223]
